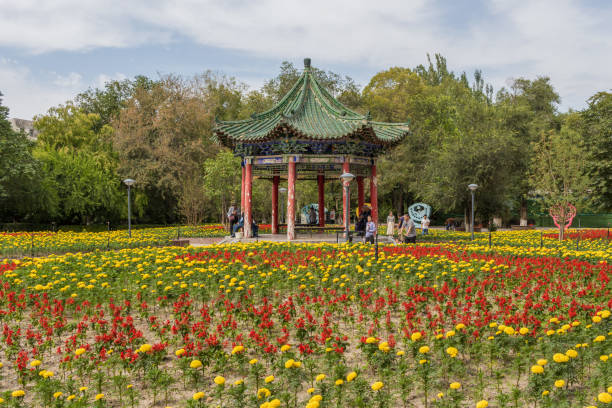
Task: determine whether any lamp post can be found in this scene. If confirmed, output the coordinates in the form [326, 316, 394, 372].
[123, 178, 135, 238]
[340, 172, 355, 242]
[468, 184, 478, 240]
[279, 187, 287, 224]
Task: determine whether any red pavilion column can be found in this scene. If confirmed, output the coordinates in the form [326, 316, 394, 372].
[244, 160, 253, 238]
[240, 163, 245, 212]
[317, 173, 325, 227]
[357, 176, 365, 214]
[342, 158, 350, 229]
[287, 158, 296, 241]
[272, 175, 279, 234]
[370, 162, 378, 224]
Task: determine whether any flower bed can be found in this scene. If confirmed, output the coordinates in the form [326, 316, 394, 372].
[0, 241, 610, 407]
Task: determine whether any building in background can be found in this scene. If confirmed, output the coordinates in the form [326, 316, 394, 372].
[9, 118, 38, 140]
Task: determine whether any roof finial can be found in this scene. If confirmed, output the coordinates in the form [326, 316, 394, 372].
[304, 58, 311, 69]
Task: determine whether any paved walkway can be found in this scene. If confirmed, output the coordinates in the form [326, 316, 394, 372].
[188, 233, 396, 247]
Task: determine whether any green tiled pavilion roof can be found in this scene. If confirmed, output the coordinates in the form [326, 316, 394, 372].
[214, 58, 409, 149]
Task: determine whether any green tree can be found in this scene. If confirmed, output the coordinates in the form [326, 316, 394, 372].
[34, 104, 122, 223]
[203, 150, 242, 224]
[581, 91, 612, 211]
[0, 92, 52, 222]
[529, 124, 591, 239]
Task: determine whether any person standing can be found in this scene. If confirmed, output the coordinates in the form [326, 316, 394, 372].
[229, 208, 238, 237]
[401, 214, 416, 244]
[365, 215, 377, 244]
[386, 211, 395, 235]
[422, 214, 430, 235]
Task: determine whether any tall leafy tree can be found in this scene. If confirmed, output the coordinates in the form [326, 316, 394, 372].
[0, 92, 52, 222]
[34, 104, 122, 223]
[582, 91, 612, 211]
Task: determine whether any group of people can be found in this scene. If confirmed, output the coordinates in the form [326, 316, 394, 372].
[386, 212, 430, 243]
[227, 206, 259, 238]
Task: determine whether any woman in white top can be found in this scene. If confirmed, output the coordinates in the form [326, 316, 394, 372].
[386, 211, 395, 235]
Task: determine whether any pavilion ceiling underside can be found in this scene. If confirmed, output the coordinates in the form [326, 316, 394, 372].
[251, 162, 371, 180]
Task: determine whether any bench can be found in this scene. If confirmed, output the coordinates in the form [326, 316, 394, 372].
[511, 225, 535, 230]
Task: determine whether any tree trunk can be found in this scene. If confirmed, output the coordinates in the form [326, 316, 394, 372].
[520, 198, 528, 226]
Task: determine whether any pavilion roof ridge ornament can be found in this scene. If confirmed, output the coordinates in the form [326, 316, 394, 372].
[214, 57, 410, 152]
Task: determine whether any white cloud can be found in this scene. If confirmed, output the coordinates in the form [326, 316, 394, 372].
[1, 0, 611, 111]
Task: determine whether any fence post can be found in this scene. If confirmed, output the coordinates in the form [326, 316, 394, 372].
[540, 231, 543, 248]
[488, 231, 492, 248]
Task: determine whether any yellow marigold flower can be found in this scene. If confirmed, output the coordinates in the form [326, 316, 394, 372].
[601, 310, 611, 318]
[79, 386, 88, 392]
[366, 337, 378, 344]
[315, 374, 326, 381]
[565, 349, 578, 358]
[456, 323, 466, 330]
[310, 395, 322, 402]
[268, 399, 281, 408]
[258, 388, 271, 398]
[419, 346, 430, 354]
[346, 371, 357, 382]
[264, 375, 274, 383]
[293, 361, 301, 368]
[190, 360, 203, 369]
[371, 381, 384, 391]
[450, 382, 461, 390]
[378, 341, 390, 352]
[601, 355, 609, 361]
[419, 359, 428, 364]
[593, 316, 602, 323]
[193, 392, 205, 400]
[306, 402, 319, 408]
[554, 379, 565, 388]
[284, 359, 295, 369]
[599, 392, 612, 403]
[231, 345, 244, 354]
[30, 359, 41, 367]
[537, 359, 548, 366]
[553, 353, 568, 363]
[95, 394, 104, 400]
[280, 344, 291, 352]
[335, 379, 344, 386]
[594, 335, 606, 342]
[476, 400, 489, 408]
[608, 386, 612, 393]
[53, 392, 63, 399]
[67, 395, 76, 401]
[11, 390, 25, 398]
[542, 390, 549, 396]
[138, 344, 152, 353]
[446, 330, 456, 338]
[503, 326, 515, 335]
[234, 379, 243, 385]
[307, 387, 315, 394]
[249, 358, 258, 364]
[519, 327, 529, 335]
[175, 349, 185, 357]
[214, 376, 225, 385]
[75, 348, 86, 356]
[411, 332, 422, 341]
[531, 365, 544, 374]
[446, 346, 458, 357]
[546, 330, 555, 336]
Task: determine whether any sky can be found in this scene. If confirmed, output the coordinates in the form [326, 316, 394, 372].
[1, 0, 611, 120]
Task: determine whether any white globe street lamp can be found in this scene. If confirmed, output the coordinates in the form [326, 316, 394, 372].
[123, 179, 135, 238]
[468, 184, 479, 240]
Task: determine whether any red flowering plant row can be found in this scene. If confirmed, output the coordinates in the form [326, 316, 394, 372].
[0, 240, 610, 407]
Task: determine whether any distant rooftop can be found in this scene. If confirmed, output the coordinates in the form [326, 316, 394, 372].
[9, 118, 38, 140]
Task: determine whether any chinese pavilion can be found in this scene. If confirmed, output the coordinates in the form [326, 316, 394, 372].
[214, 58, 409, 240]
